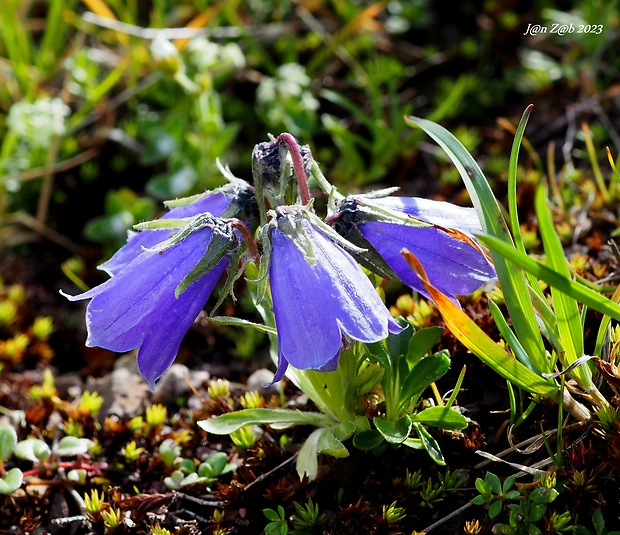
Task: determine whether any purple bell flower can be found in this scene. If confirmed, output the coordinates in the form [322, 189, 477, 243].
[266, 208, 402, 382]
[332, 195, 496, 302]
[100, 181, 254, 276]
[62, 222, 235, 389]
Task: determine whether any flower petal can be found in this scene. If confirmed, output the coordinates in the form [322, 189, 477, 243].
[303, 220, 402, 342]
[360, 221, 495, 299]
[269, 227, 342, 373]
[269, 216, 402, 379]
[99, 191, 232, 276]
[65, 227, 229, 388]
[368, 196, 483, 236]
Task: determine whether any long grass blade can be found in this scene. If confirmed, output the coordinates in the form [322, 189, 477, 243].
[478, 235, 620, 321]
[405, 115, 548, 374]
[535, 183, 590, 388]
[401, 250, 559, 399]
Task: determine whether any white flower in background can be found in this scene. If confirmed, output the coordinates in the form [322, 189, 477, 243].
[7, 97, 70, 150]
[256, 63, 319, 136]
[186, 38, 245, 72]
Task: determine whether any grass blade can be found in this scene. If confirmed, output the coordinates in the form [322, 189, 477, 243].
[478, 235, 620, 321]
[401, 250, 558, 398]
[534, 183, 590, 388]
[405, 115, 548, 374]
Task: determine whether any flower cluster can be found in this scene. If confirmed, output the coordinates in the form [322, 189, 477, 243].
[64, 134, 495, 389]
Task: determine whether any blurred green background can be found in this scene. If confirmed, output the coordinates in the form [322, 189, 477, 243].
[1, 0, 618, 261]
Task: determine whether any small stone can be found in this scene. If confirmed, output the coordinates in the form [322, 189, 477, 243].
[86, 364, 149, 420]
[246, 368, 278, 397]
[151, 364, 210, 405]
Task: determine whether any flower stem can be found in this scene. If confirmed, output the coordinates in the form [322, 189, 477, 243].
[277, 133, 311, 205]
[228, 218, 260, 267]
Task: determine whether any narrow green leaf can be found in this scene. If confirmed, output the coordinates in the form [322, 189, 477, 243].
[535, 183, 590, 387]
[405, 115, 548, 374]
[488, 300, 540, 374]
[412, 422, 445, 465]
[208, 316, 277, 335]
[401, 250, 559, 398]
[478, 235, 620, 321]
[198, 409, 334, 435]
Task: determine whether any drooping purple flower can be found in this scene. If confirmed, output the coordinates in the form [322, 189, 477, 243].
[100, 181, 254, 276]
[266, 208, 402, 381]
[62, 220, 236, 389]
[332, 195, 496, 302]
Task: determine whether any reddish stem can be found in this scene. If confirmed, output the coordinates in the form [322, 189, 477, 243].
[277, 133, 311, 205]
[229, 218, 260, 267]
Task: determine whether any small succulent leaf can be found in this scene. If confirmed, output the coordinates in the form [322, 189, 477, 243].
[489, 500, 503, 519]
[471, 495, 488, 506]
[0, 426, 17, 462]
[67, 469, 87, 484]
[179, 472, 200, 486]
[503, 490, 521, 501]
[486, 472, 502, 495]
[402, 437, 424, 450]
[14, 439, 51, 463]
[205, 452, 228, 475]
[198, 409, 334, 435]
[530, 486, 559, 504]
[529, 504, 547, 523]
[56, 436, 94, 457]
[409, 406, 468, 430]
[163, 470, 185, 490]
[373, 415, 412, 444]
[412, 422, 445, 465]
[263, 508, 281, 522]
[0, 468, 23, 495]
[475, 477, 491, 496]
[352, 429, 384, 451]
[197, 463, 215, 478]
[503, 475, 517, 492]
[406, 326, 445, 369]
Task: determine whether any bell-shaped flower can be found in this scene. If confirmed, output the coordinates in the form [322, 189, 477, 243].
[100, 179, 255, 276]
[331, 194, 496, 302]
[62, 216, 239, 389]
[264, 207, 402, 382]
